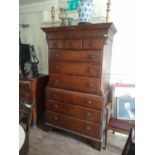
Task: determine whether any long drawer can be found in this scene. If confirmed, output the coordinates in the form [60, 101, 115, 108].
[46, 29, 107, 40]
[47, 31, 83, 39]
[46, 100, 102, 124]
[49, 50, 102, 63]
[45, 111, 101, 139]
[50, 62, 101, 77]
[49, 73, 101, 94]
[46, 88, 104, 110]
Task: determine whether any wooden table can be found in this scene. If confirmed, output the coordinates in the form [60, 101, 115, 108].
[19, 74, 48, 126]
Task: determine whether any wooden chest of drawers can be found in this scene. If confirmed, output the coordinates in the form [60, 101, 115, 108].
[42, 23, 116, 150]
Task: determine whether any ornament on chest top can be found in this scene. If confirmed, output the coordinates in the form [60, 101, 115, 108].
[51, 6, 55, 26]
[59, 0, 68, 26]
[77, 0, 112, 24]
[78, 0, 94, 24]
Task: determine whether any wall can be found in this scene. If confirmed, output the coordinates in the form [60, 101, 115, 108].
[19, 0, 135, 84]
[110, 0, 135, 84]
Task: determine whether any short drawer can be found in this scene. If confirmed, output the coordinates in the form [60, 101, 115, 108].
[50, 62, 101, 77]
[46, 100, 102, 124]
[45, 111, 101, 139]
[83, 39, 104, 49]
[82, 30, 108, 38]
[47, 31, 83, 39]
[46, 88, 104, 110]
[49, 73, 101, 94]
[19, 81, 31, 90]
[48, 40, 63, 49]
[64, 40, 82, 49]
[49, 50, 102, 63]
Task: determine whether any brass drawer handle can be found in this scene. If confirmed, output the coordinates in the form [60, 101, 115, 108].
[85, 126, 91, 131]
[86, 68, 94, 74]
[54, 43, 58, 48]
[53, 94, 58, 99]
[85, 100, 92, 106]
[54, 116, 58, 121]
[86, 83, 94, 88]
[87, 54, 96, 60]
[55, 65, 60, 70]
[85, 112, 91, 117]
[55, 53, 59, 58]
[55, 79, 59, 84]
[54, 104, 58, 109]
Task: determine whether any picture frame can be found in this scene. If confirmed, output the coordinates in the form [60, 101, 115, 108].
[111, 83, 135, 119]
[67, 0, 79, 11]
[116, 97, 135, 120]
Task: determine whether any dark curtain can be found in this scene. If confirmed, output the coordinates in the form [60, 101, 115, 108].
[19, 43, 31, 74]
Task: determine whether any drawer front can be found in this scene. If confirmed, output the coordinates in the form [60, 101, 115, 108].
[83, 30, 108, 38]
[47, 30, 108, 40]
[48, 40, 63, 49]
[19, 81, 31, 90]
[47, 31, 83, 39]
[50, 62, 101, 77]
[46, 88, 104, 110]
[64, 40, 82, 49]
[45, 111, 101, 139]
[49, 50, 102, 63]
[46, 100, 102, 124]
[19, 92, 31, 101]
[19, 81, 31, 101]
[49, 74, 101, 94]
[83, 39, 104, 49]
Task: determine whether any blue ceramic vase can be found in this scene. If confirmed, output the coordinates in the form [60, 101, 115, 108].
[78, 0, 93, 24]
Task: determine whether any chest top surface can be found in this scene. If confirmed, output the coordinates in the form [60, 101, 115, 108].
[42, 22, 116, 33]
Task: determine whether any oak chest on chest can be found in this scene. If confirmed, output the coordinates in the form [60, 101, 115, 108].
[42, 23, 116, 150]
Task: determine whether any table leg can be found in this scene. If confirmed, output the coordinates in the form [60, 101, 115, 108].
[32, 103, 37, 128]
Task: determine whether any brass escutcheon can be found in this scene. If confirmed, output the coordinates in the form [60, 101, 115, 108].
[54, 116, 58, 121]
[85, 100, 92, 106]
[87, 54, 96, 60]
[86, 112, 91, 117]
[86, 126, 91, 131]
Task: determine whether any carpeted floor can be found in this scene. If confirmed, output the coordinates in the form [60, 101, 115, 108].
[28, 127, 128, 155]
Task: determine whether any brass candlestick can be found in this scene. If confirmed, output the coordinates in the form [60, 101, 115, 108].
[106, 0, 111, 22]
[51, 6, 55, 26]
[59, 8, 67, 26]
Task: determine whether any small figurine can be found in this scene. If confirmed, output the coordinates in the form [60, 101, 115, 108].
[30, 45, 39, 77]
[24, 61, 33, 78]
[51, 6, 55, 26]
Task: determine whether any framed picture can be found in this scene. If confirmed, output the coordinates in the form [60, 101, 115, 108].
[111, 83, 135, 119]
[67, 0, 79, 11]
[116, 97, 135, 120]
